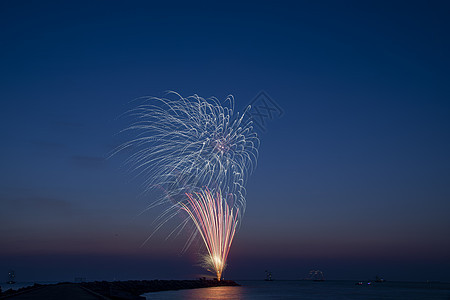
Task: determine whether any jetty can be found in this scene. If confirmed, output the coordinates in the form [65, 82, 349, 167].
[0, 279, 239, 300]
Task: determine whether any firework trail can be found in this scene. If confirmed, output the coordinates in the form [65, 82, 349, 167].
[116, 92, 259, 280]
[180, 189, 238, 281]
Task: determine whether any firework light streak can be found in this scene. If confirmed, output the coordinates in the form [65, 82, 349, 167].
[115, 92, 259, 280]
[180, 189, 238, 281]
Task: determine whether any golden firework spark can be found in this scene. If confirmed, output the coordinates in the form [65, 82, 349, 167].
[180, 188, 238, 281]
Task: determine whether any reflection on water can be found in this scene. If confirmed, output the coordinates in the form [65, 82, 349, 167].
[144, 286, 244, 300]
[179, 286, 244, 299]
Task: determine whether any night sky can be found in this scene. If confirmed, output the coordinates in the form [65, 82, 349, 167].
[1, 1, 450, 282]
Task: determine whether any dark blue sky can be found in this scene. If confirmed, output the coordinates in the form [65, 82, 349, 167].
[1, 1, 449, 282]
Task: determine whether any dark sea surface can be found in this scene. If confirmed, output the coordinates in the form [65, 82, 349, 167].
[143, 280, 450, 300]
[0, 281, 55, 291]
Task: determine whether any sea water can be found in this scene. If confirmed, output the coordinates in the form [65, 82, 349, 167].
[143, 280, 450, 300]
[0, 282, 36, 291]
[0, 281, 57, 292]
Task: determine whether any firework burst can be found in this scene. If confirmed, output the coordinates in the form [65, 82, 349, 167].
[116, 92, 259, 279]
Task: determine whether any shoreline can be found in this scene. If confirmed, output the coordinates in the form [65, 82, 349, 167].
[0, 279, 240, 300]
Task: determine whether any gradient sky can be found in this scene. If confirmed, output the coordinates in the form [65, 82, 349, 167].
[1, 1, 450, 282]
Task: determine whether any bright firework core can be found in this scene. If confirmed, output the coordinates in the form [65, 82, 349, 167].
[180, 188, 238, 281]
[214, 138, 229, 153]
